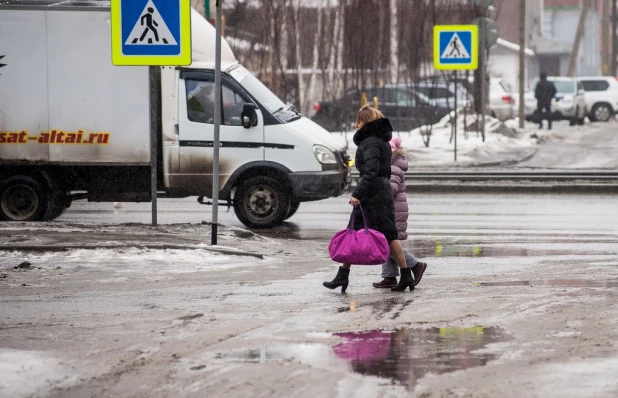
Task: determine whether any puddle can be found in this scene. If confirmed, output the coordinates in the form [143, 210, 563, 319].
[216, 326, 511, 390]
[479, 279, 618, 288]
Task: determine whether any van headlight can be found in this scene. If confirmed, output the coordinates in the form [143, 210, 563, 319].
[313, 145, 337, 164]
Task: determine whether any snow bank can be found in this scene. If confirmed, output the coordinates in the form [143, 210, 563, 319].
[0, 349, 76, 398]
[333, 110, 539, 166]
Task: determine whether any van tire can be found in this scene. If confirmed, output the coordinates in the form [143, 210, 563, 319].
[285, 200, 301, 220]
[233, 176, 289, 228]
[0, 176, 51, 221]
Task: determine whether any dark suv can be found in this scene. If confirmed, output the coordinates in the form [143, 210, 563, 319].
[310, 84, 450, 132]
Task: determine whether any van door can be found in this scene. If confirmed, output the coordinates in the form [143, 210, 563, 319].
[177, 73, 264, 196]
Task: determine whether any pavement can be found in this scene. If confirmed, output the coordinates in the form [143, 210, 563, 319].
[2, 120, 618, 397]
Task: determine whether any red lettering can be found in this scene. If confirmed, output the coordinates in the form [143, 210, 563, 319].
[0, 132, 6, 144]
[56, 131, 65, 143]
[65, 133, 76, 143]
[50, 130, 57, 143]
[18, 131, 27, 143]
[87, 133, 96, 143]
[7, 133, 18, 143]
[77, 130, 83, 144]
[38, 133, 49, 143]
[97, 133, 109, 144]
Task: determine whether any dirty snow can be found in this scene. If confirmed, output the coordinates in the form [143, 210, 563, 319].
[0, 350, 76, 398]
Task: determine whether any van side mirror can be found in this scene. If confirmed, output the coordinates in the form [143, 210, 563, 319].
[241, 103, 258, 129]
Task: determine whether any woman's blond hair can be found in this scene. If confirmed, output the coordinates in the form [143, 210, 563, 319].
[356, 104, 384, 126]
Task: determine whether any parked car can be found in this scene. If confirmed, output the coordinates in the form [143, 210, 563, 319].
[576, 76, 618, 122]
[488, 78, 516, 121]
[412, 81, 472, 110]
[310, 85, 450, 132]
[419, 75, 515, 121]
[524, 77, 587, 125]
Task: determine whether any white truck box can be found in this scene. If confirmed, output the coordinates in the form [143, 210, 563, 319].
[0, 8, 150, 164]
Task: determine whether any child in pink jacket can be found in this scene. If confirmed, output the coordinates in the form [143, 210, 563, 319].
[372, 137, 428, 288]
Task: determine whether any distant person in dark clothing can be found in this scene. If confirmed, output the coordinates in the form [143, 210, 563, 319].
[535, 72, 557, 130]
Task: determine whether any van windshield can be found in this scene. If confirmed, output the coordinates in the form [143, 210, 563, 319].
[229, 66, 286, 114]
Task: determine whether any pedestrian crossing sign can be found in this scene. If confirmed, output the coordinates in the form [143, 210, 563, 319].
[111, 0, 192, 66]
[433, 25, 478, 70]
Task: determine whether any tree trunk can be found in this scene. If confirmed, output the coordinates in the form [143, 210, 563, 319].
[280, 0, 289, 73]
[333, 0, 345, 98]
[327, 0, 341, 100]
[390, 0, 399, 84]
[293, 0, 305, 110]
[304, 0, 325, 114]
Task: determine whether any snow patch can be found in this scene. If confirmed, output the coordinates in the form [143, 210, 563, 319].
[0, 349, 76, 398]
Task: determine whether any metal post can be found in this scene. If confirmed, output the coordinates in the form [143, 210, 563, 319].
[518, 0, 526, 129]
[149, 66, 160, 226]
[610, 0, 618, 76]
[453, 71, 457, 161]
[212, 0, 223, 246]
[479, 0, 486, 142]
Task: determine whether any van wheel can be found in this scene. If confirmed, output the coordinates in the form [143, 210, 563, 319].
[0, 176, 51, 221]
[233, 176, 289, 228]
[285, 200, 301, 221]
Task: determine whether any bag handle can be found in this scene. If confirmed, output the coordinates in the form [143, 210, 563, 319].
[347, 204, 369, 234]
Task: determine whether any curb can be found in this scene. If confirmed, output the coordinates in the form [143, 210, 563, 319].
[0, 244, 265, 259]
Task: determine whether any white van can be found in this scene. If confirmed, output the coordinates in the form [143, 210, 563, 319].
[0, 1, 350, 227]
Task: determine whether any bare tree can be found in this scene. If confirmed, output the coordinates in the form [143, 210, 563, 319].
[304, 0, 325, 114]
[389, 0, 399, 84]
[292, 0, 305, 110]
[327, 0, 343, 100]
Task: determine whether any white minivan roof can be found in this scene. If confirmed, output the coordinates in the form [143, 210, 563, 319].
[189, 8, 238, 71]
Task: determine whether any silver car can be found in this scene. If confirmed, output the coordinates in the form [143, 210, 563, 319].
[525, 77, 587, 125]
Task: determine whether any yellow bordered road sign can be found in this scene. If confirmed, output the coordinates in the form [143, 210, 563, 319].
[111, 0, 191, 66]
[433, 25, 478, 71]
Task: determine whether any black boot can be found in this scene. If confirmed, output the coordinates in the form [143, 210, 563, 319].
[323, 266, 350, 293]
[391, 268, 414, 292]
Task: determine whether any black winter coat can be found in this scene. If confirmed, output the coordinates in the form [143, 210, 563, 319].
[535, 79, 557, 104]
[351, 118, 398, 241]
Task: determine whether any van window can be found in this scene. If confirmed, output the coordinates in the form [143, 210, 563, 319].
[229, 66, 285, 114]
[187, 81, 215, 123]
[185, 79, 249, 126]
[581, 80, 609, 92]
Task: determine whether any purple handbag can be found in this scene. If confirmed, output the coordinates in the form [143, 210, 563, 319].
[328, 205, 390, 265]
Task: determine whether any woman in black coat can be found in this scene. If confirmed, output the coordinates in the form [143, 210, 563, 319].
[323, 105, 413, 292]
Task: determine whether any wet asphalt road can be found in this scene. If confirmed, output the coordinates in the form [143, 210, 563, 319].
[3, 192, 618, 397]
[59, 192, 618, 247]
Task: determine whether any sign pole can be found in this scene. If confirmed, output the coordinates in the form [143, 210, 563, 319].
[453, 71, 457, 161]
[212, 0, 223, 246]
[479, 0, 486, 142]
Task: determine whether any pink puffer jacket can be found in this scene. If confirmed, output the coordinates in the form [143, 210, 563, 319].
[390, 155, 408, 240]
